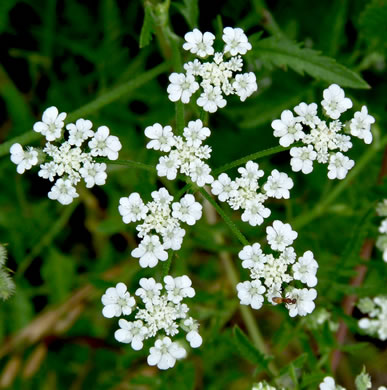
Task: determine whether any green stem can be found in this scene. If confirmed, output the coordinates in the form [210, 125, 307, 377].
[197, 187, 249, 246]
[96, 158, 155, 172]
[202, 188, 279, 376]
[16, 201, 79, 277]
[293, 135, 387, 230]
[0, 62, 170, 158]
[175, 101, 185, 135]
[213, 144, 296, 175]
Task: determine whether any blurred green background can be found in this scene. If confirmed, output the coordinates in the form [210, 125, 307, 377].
[0, 0, 386, 389]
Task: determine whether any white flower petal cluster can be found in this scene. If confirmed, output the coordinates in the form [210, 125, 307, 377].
[168, 27, 256, 111]
[145, 120, 214, 186]
[102, 276, 201, 370]
[236, 220, 318, 317]
[211, 161, 293, 226]
[319, 369, 384, 390]
[357, 296, 387, 341]
[271, 84, 375, 180]
[10, 106, 122, 204]
[252, 381, 277, 390]
[319, 377, 345, 390]
[376, 199, 387, 263]
[119, 188, 202, 267]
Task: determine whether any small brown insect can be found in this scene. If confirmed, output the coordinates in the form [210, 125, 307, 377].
[272, 297, 297, 305]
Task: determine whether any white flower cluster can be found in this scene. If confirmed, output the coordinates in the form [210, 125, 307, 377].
[167, 27, 257, 112]
[271, 84, 375, 180]
[145, 120, 214, 186]
[376, 199, 387, 262]
[357, 296, 387, 341]
[10, 106, 122, 205]
[236, 220, 318, 317]
[118, 188, 202, 267]
[320, 370, 385, 390]
[211, 161, 293, 226]
[101, 277, 202, 370]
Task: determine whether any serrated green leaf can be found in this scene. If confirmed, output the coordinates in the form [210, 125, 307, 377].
[174, 0, 198, 29]
[232, 325, 270, 369]
[139, 3, 155, 48]
[252, 37, 370, 89]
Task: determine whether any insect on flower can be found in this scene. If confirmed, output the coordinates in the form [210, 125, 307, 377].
[272, 296, 297, 305]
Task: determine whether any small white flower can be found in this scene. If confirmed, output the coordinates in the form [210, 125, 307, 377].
[118, 193, 148, 224]
[294, 102, 321, 128]
[319, 377, 337, 390]
[38, 161, 58, 181]
[292, 251, 318, 287]
[101, 282, 136, 318]
[379, 219, 387, 234]
[238, 243, 266, 270]
[350, 106, 375, 144]
[115, 319, 148, 350]
[271, 110, 304, 147]
[151, 187, 173, 206]
[241, 200, 271, 226]
[321, 84, 353, 120]
[233, 72, 258, 102]
[186, 330, 202, 348]
[183, 29, 215, 58]
[327, 152, 354, 180]
[156, 154, 181, 180]
[48, 178, 79, 205]
[237, 161, 264, 186]
[135, 277, 162, 304]
[237, 280, 266, 309]
[33, 106, 66, 141]
[10, 143, 39, 174]
[211, 173, 238, 202]
[147, 337, 187, 370]
[131, 235, 168, 268]
[167, 73, 199, 104]
[222, 27, 252, 56]
[162, 226, 186, 250]
[66, 118, 94, 146]
[164, 275, 195, 304]
[88, 126, 122, 160]
[266, 220, 298, 252]
[263, 169, 293, 199]
[172, 194, 202, 226]
[290, 145, 317, 174]
[145, 123, 176, 152]
[287, 288, 317, 317]
[79, 161, 107, 188]
[189, 160, 213, 186]
[197, 85, 227, 113]
[184, 59, 202, 75]
[183, 119, 210, 147]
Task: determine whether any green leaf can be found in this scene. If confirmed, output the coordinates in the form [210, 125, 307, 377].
[252, 37, 370, 89]
[232, 325, 271, 369]
[174, 0, 199, 29]
[42, 248, 76, 303]
[139, 3, 155, 48]
[359, 0, 387, 51]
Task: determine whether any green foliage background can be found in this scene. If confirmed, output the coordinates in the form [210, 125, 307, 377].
[0, 0, 386, 389]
